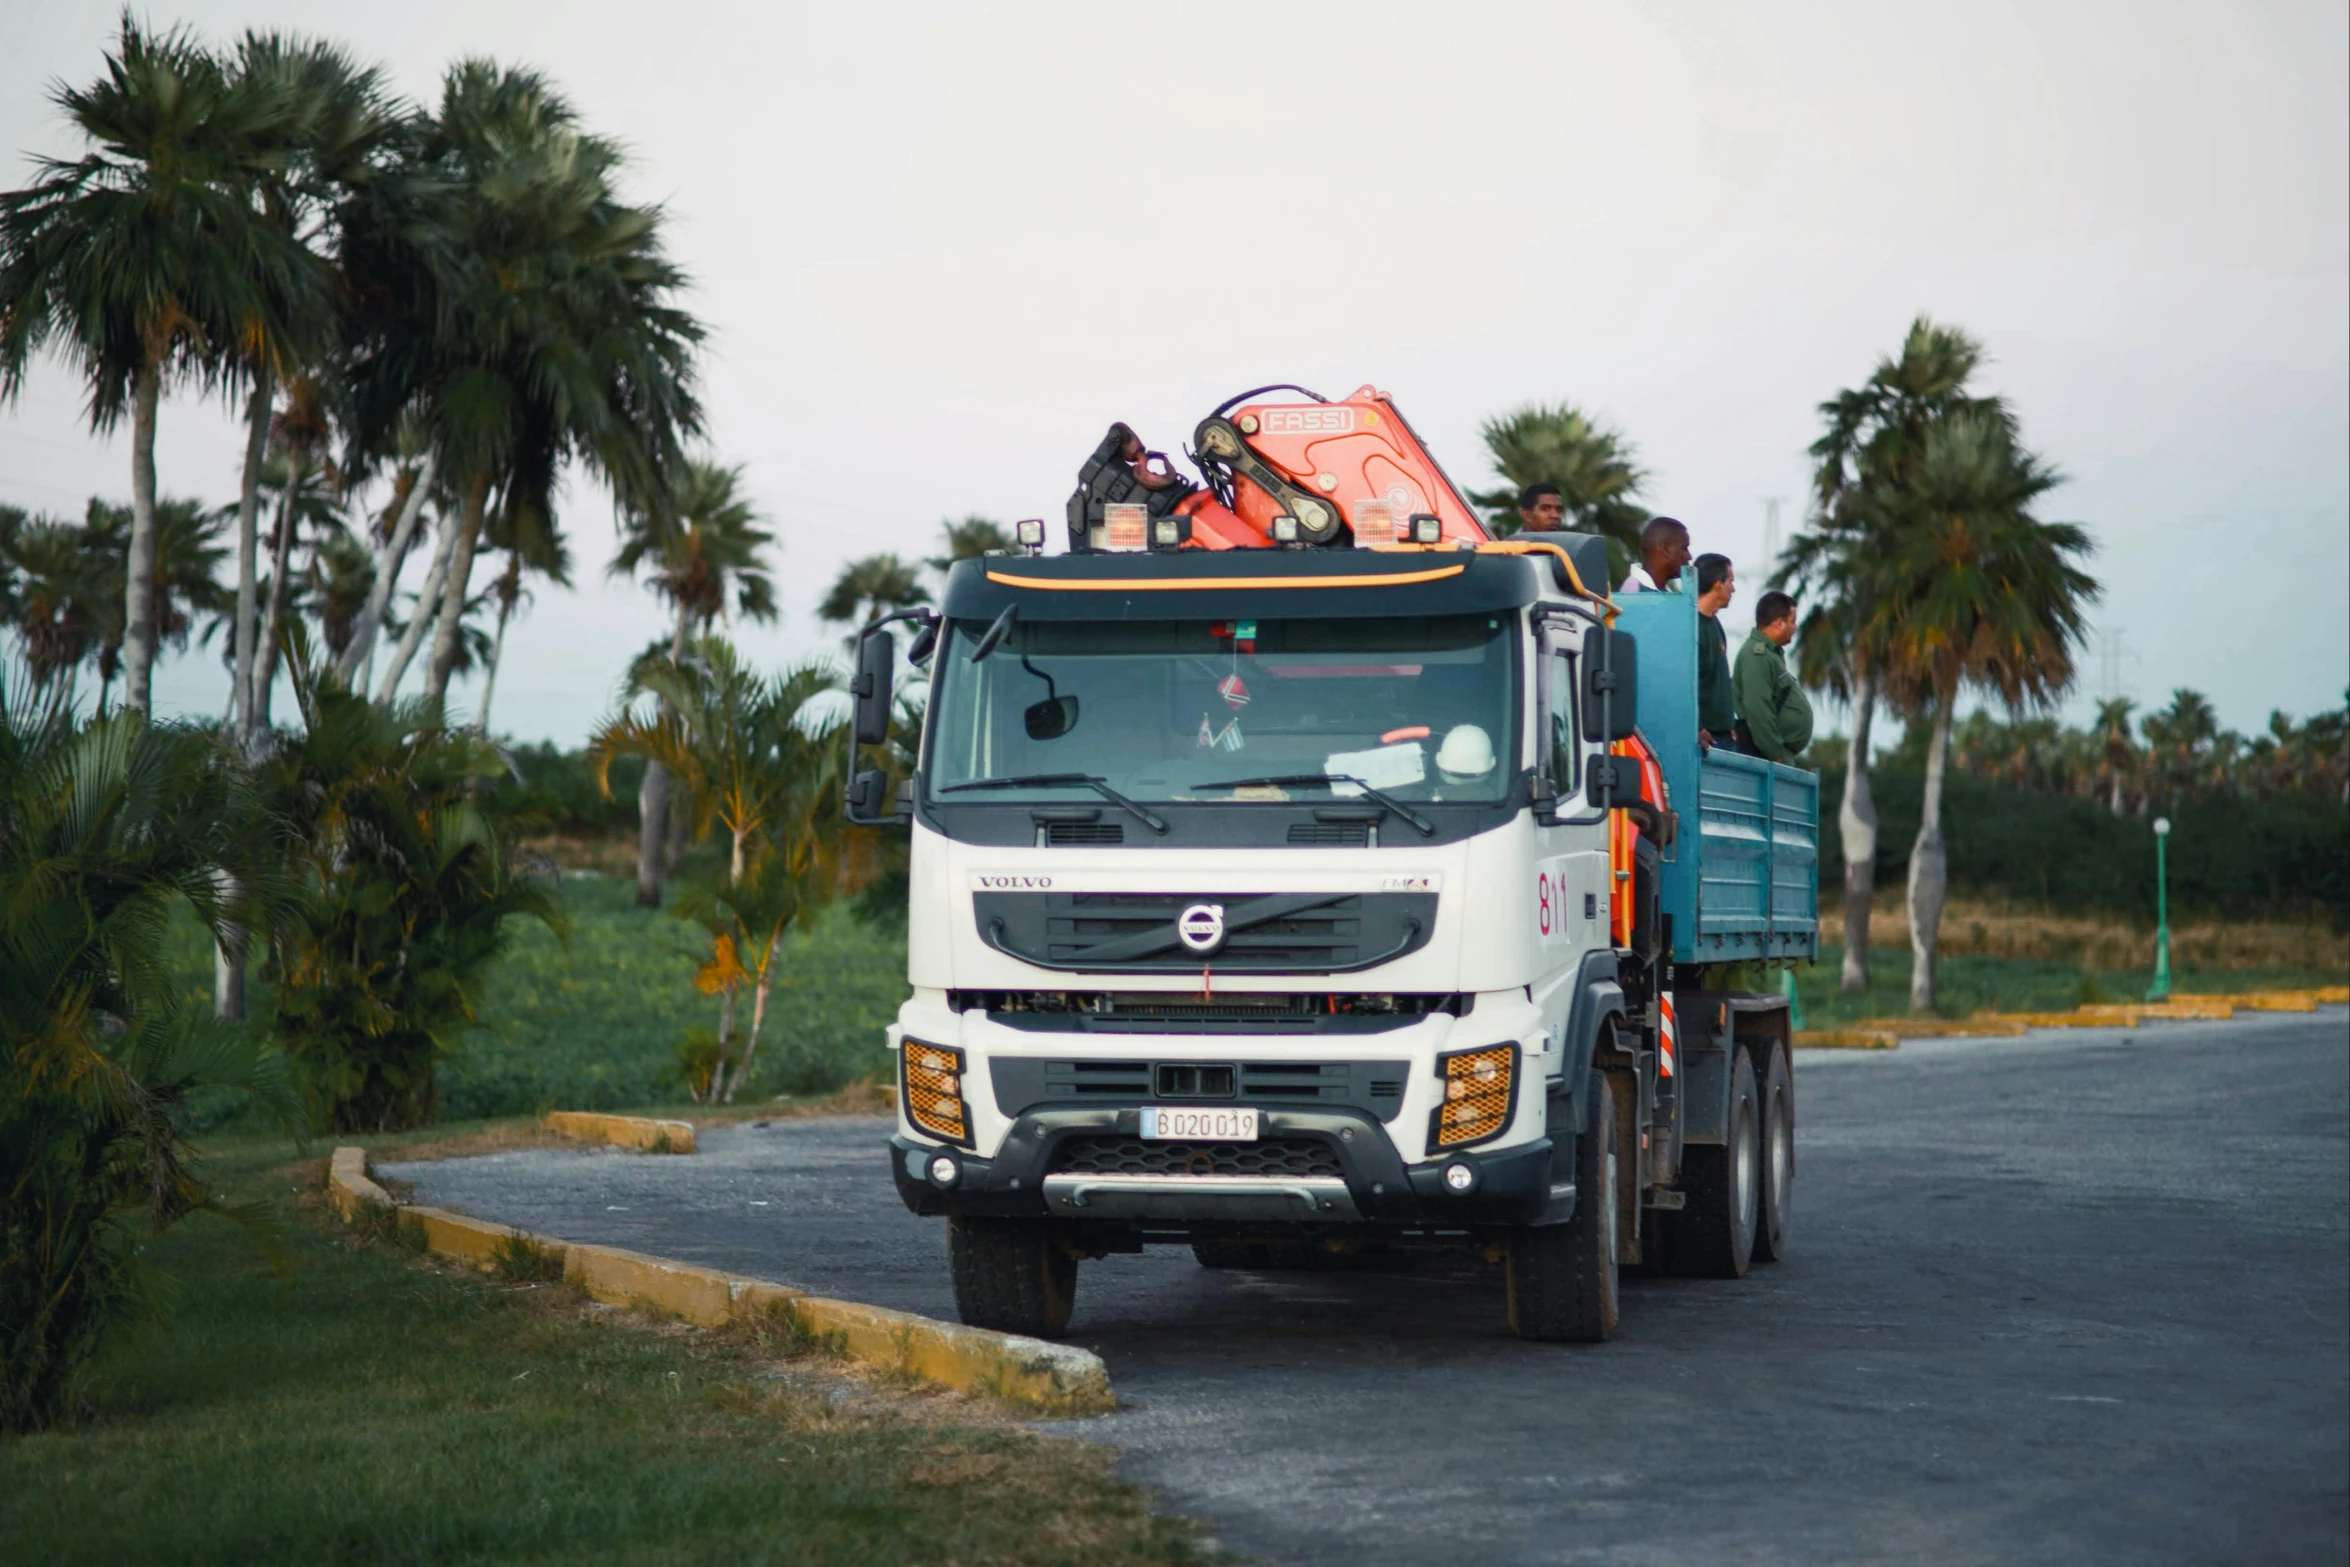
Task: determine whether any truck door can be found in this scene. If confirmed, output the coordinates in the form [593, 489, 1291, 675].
[1530, 625, 1611, 1051]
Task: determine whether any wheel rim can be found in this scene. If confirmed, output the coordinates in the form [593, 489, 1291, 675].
[1768, 1091, 1792, 1226]
[1733, 1101, 1757, 1241]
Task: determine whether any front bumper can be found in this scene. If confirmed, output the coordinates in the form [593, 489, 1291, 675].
[890, 1106, 1564, 1230]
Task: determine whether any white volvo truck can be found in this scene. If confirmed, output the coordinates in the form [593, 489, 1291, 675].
[846, 399, 1817, 1344]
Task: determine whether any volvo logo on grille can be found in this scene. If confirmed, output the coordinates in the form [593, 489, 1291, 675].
[1175, 902, 1226, 954]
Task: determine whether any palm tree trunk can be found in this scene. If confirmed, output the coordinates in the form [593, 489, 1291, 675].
[251, 453, 307, 732]
[721, 940, 779, 1105]
[231, 368, 272, 738]
[633, 603, 690, 908]
[475, 552, 520, 735]
[374, 504, 459, 705]
[1839, 669, 1879, 995]
[336, 454, 434, 684]
[1906, 681, 1957, 1013]
[122, 358, 162, 717]
[422, 471, 491, 714]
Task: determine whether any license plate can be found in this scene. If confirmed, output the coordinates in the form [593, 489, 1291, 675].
[1140, 1106, 1259, 1142]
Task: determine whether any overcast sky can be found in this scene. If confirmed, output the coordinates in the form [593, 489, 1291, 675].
[3, 0, 2343, 743]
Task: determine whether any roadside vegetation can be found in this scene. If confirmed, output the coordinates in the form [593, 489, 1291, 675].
[0, 1140, 1203, 1566]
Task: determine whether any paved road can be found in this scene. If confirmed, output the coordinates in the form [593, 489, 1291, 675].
[386, 1011, 2350, 1565]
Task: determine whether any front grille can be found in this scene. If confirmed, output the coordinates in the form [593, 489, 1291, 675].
[988, 1057, 1412, 1120]
[1287, 822, 1369, 846]
[1044, 822, 1123, 845]
[974, 889, 1437, 973]
[1050, 1135, 1342, 1179]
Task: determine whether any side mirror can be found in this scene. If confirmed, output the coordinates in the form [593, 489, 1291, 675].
[1586, 755, 1632, 808]
[852, 628, 895, 747]
[845, 768, 891, 824]
[1581, 628, 1638, 743]
[1024, 694, 1079, 741]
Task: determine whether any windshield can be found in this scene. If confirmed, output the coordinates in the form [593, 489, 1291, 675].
[926, 612, 1518, 805]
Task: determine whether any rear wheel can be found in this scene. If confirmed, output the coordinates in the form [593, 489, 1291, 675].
[949, 1217, 1077, 1337]
[1506, 1072, 1619, 1342]
[1674, 1048, 1758, 1279]
[1754, 1041, 1794, 1262]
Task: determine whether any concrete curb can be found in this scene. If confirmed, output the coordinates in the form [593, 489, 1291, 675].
[544, 1110, 697, 1154]
[1799, 991, 2341, 1048]
[325, 1146, 1113, 1416]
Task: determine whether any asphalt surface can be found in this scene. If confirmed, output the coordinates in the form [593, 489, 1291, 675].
[384, 1010, 2350, 1565]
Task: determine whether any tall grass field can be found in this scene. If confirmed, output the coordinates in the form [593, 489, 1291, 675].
[173, 874, 906, 1122]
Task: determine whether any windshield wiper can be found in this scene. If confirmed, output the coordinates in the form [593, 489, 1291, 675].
[939, 773, 1168, 835]
[1189, 774, 1434, 837]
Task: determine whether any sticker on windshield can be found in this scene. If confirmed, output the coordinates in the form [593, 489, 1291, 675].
[1198, 714, 1244, 752]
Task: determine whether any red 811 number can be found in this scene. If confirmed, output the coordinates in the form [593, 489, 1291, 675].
[1537, 872, 1553, 936]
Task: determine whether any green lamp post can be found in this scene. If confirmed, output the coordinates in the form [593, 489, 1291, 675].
[2145, 816, 2172, 1003]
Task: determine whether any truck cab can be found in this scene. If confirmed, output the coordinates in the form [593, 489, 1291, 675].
[856, 513, 1815, 1345]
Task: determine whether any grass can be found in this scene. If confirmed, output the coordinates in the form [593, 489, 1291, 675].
[1787, 939, 2341, 1029]
[170, 875, 909, 1124]
[0, 1138, 1202, 1566]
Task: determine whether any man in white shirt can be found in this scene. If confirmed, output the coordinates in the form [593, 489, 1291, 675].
[1618, 516, 1690, 594]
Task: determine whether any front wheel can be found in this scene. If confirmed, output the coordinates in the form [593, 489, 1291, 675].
[949, 1217, 1077, 1337]
[1506, 1072, 1619, 1343]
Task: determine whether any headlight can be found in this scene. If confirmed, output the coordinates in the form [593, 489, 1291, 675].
[901, 1040, 971, 1146]
[1429, 1044, 1518, 1150]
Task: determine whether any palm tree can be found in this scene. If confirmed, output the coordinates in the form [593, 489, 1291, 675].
[1779, 317, 2008, 994]
[588, 643, 839, 1099]
[473, 492, 573, 735]
[260, 630, 561, 1129]
[608, 457, 778, 906]
[248, 391, 344, 730]
[818, 553, 926, 649]
[2141, 689, 2221, 810]
[0, 693, 290, 1431]
[76, 497, 232, 715]
[926, 516, 1015, 580]
[219, 33, 395, 744]
[0, 19, 320, 716]
[2094, 698, 2138, 816]
[1470, 403, 1648, 566]
[1, 512, 110, 703]
[1859, 409, 2097, 1011]
[340, 62, 704, 719]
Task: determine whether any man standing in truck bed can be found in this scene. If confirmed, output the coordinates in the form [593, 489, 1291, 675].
[1735, 590, 1814, 763]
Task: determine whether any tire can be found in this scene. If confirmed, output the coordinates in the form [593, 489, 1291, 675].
[949, 1217, 1077, 1337]
[1753, 1040, 1794, 1263]
[1506, 1072, 1619, 1343]
[1674, 1048, 1758, 1279]
[1191, 1239, 1265, 1270]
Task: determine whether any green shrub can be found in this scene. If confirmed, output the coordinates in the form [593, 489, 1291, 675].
[1, 704, 291, 1431]
[1818, 764, 2348, 925]
[262, 659, 562, 1131]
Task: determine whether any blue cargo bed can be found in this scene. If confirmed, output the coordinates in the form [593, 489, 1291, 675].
[1613, 590, 1819, 966]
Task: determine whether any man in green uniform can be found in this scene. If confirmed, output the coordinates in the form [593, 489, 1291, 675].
[1693, 552, 1735, 749]
[1734, 590, 1813, 763]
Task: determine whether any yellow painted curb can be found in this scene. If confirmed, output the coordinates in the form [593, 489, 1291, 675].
[1849, 1016, 2030, 1039]
[2185, 991, 2317, 1013]
[2315, 986, 2349, 1004]
[325, 1147, 1112, 1416]
[327, 1146, 395, 1222]
[544, 1110, 697, 1154]
[1794, 1029, 1901, 1050]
